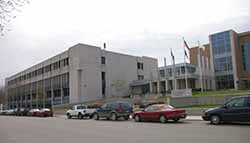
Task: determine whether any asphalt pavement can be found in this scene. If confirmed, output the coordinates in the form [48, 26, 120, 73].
[0, 115, 250, 143]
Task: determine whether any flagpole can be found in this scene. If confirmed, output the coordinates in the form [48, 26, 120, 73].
[171, 48, 176, 91]
[198, 41, 204, 92]
[183, 37, 188, 90]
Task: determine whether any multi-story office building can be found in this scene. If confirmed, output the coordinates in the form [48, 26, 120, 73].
[5, 43, 158, 109]
[209, 30, 250, 90]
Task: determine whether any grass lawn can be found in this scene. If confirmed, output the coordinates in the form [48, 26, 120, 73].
[192, 90, 250, 96]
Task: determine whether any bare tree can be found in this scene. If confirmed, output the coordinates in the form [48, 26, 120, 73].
[0, 0, 29, 36]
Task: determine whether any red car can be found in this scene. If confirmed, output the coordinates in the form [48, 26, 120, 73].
[37, 108, 53, 117]
[28, 109, 40, 116]
[132, 104, 186, 123]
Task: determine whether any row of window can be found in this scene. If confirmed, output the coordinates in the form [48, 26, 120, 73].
[8, 58, 69, 86]
[159, 66, 196, 78]
[8, 88, 69, 103]
[242, 43, 250, 71]
[214, 56, 233, 72]
[211, 31, 231, 55]
[215, 74, 234, 89]
[7, 73, 69, 102]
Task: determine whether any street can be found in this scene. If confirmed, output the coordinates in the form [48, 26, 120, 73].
[0, 116, 250, 143]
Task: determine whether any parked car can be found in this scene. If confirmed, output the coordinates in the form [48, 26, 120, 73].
[38, 108, 53, 117]
[0, 110, 7, 115]
[20, 108, 30, 116]
[202, 95, 250, 124]
[28, 109, 40, 116]
[92, 101, 133, 121]
[132, 104, 186, 123]
[6, 109, 15, 115]
[14, 108, 28, 116]
[66, 105, 96, 119]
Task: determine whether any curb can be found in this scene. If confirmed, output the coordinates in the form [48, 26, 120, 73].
[184, 116, 203, 121]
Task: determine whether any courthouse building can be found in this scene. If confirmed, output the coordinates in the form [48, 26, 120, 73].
[6, 43, 158, 109]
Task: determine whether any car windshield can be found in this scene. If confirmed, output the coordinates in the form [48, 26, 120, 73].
[119, 103, 131, 109]
[145, 104, 174, 112]
[41, 108, 50, 111]
[77, 105, 85, 109]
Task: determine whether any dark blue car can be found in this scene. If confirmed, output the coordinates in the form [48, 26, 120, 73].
[92, 101, 132, 121]
[202, 95, 250, 124]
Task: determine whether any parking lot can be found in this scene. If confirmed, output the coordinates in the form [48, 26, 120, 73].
[0, 116, 250, 143]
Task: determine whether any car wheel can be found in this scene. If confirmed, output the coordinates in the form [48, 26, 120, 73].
[134, 115, 141, 122]
[124, 115, 130, 120]
[93, 113, 99, 120]
[210, 115, 220, 125]
[159, 115, 167, 123]
[111, 113, 117, 121]
[174, 118, 180, 122]
[78, 113, 83, 119]
[67, 113, 72, 119]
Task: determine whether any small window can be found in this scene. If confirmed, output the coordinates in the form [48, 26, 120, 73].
[138, 75, 144, 80]
[226, 97, 245, 108]
[246, 98, 250, 107]
[102, 104, 107, 109]
[77, 106, 86, 110]
[101, 56, 106, 65]
[137, 62, 144, 70]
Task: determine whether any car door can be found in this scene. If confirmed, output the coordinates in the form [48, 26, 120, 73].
[244, 97, 250, 121]
[141, 106, 156, 121]
[223, 97, 246, 122]
[99, 103, 111, 117]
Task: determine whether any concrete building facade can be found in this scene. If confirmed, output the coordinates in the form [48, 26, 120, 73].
[5, 43, 158, 109]
[209, 30, 250, 90]
[130, 44, 214, 96]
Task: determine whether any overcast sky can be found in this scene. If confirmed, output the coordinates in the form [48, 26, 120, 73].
[0, 0, 250, 86]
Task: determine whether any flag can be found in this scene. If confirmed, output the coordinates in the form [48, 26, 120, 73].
[184, 49, 188, 59]
[170, 48, 175, 64]
[183, 38, 190, 50]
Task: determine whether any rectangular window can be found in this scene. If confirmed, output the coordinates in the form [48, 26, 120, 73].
[242, 43, 250, 71]
[137, 62, 143, 70]
[101, 56, 106, 65]
[159, 70, 165, 77]
[138, 75, 144, 80]
[53, 61, 61, 70]
[244, 80, 250, 89]
[62, 58, 69, 67]
[101, 72, 106, 97]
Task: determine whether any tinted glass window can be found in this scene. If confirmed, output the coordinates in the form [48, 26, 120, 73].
[102, 104, 108, 109]
[77, 106, 85, 109]
[111, 103, 119, 109]
[120, 103, 131, 109]
[145, 106, 154, 112]
[226, 97, 245, 108]
[246, 97, 250, 107]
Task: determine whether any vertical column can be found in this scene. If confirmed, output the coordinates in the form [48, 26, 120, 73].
[42, 79, 45, 108]
[36, 82, 38, 108]
[165, 80, 169, 92]
[30, 84, 32, 108]
[157, 81, 160, 94]
[51, 77, 54, 106]
[149, 82, 153, 93]
[61, 75, 63, 104]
